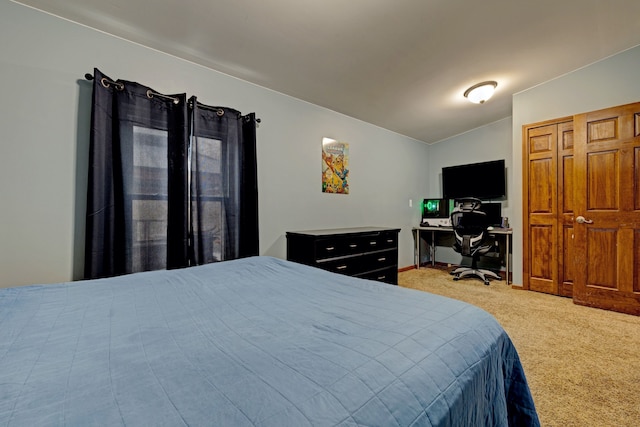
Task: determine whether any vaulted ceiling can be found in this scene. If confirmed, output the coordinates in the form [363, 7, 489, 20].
[16, 0, 640, 144]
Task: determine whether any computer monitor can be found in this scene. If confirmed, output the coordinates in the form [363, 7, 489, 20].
[422, 198, 458, 218]
[480, 202, 502, 227]
[422, 198, 449, 219]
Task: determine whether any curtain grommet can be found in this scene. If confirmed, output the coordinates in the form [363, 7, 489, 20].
[100, 77, 124, 90]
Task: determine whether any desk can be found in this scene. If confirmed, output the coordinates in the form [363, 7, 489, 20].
[413, 226, 513, 285]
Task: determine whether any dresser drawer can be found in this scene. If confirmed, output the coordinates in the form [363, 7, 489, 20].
[313, 238, 360, 259]
[359, 250, 396, 270]
[317, 257, 359, 275]
[376, 232, 398, 250]
[318, 249, 396, 276]
[314, 232, 389, 260]
[357, 266, 398, 285]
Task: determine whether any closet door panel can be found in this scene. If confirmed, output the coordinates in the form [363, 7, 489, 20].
[560, 225, 575, 296]
[528, 224, 556, 293]
[529, 159, 554, 213]
[557, 121, 574, 297]
[586, 151, 618, 210]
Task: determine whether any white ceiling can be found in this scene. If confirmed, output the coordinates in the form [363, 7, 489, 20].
[15, 0, 640, 144]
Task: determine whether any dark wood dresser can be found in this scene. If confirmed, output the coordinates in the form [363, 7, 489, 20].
[286, 227, 401, 285]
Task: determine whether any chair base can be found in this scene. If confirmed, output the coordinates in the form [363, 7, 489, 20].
[450, 267, 502, 286]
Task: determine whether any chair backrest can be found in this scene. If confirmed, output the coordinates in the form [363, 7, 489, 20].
[450, 198, 491, 256]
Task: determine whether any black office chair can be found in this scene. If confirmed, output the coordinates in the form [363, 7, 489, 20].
[449, 198, 501, 285]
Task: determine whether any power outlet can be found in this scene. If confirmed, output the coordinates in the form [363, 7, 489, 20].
[409, 199, 413, 207]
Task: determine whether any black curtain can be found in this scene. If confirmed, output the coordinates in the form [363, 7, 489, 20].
[189, 97, 259, 265]
[85, 69, 258, 279]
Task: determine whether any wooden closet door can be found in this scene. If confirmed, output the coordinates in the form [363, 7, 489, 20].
[523, 119, 573, 294]
[573, 102, 640, 315]
[523, 122, 559, 293]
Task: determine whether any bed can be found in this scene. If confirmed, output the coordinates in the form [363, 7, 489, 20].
[0, 256, 538, 426]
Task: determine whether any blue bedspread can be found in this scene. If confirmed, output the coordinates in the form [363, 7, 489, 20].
[0, 256, 538, 426]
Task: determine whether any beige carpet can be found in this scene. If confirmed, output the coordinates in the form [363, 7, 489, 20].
[398, 267, 640, 427]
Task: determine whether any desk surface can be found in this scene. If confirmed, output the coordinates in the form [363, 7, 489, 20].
[415, 226, 513, 234]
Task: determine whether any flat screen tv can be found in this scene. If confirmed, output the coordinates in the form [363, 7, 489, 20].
[442, 159, 506, 200]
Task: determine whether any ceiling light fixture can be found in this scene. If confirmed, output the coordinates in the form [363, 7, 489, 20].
[464, 81, 498, 104]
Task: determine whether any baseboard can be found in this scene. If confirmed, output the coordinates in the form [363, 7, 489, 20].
[398, 261, 451, 273]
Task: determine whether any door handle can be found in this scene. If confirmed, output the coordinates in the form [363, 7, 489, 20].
[576, 216, 593, 224]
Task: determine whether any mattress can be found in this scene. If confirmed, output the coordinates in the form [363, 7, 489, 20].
[0, 256, 538, 426]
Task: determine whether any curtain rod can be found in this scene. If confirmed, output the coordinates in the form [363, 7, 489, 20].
[84, 73, 261, 123]
[84, 73, 179, 104]
[189, 100, 261, 123]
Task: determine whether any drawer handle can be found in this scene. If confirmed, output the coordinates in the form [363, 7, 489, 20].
[378, 275, 386, 280]
[336, 265, 348, 270]
[387, 239, 393, 243]
[349, 244, 358, 248]
[378, 257, 386, 262]
[369, 241, 377, 245]
[325, 246, 335, 251]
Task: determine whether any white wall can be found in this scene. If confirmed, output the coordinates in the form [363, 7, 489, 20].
[0, 2, 429, 287]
